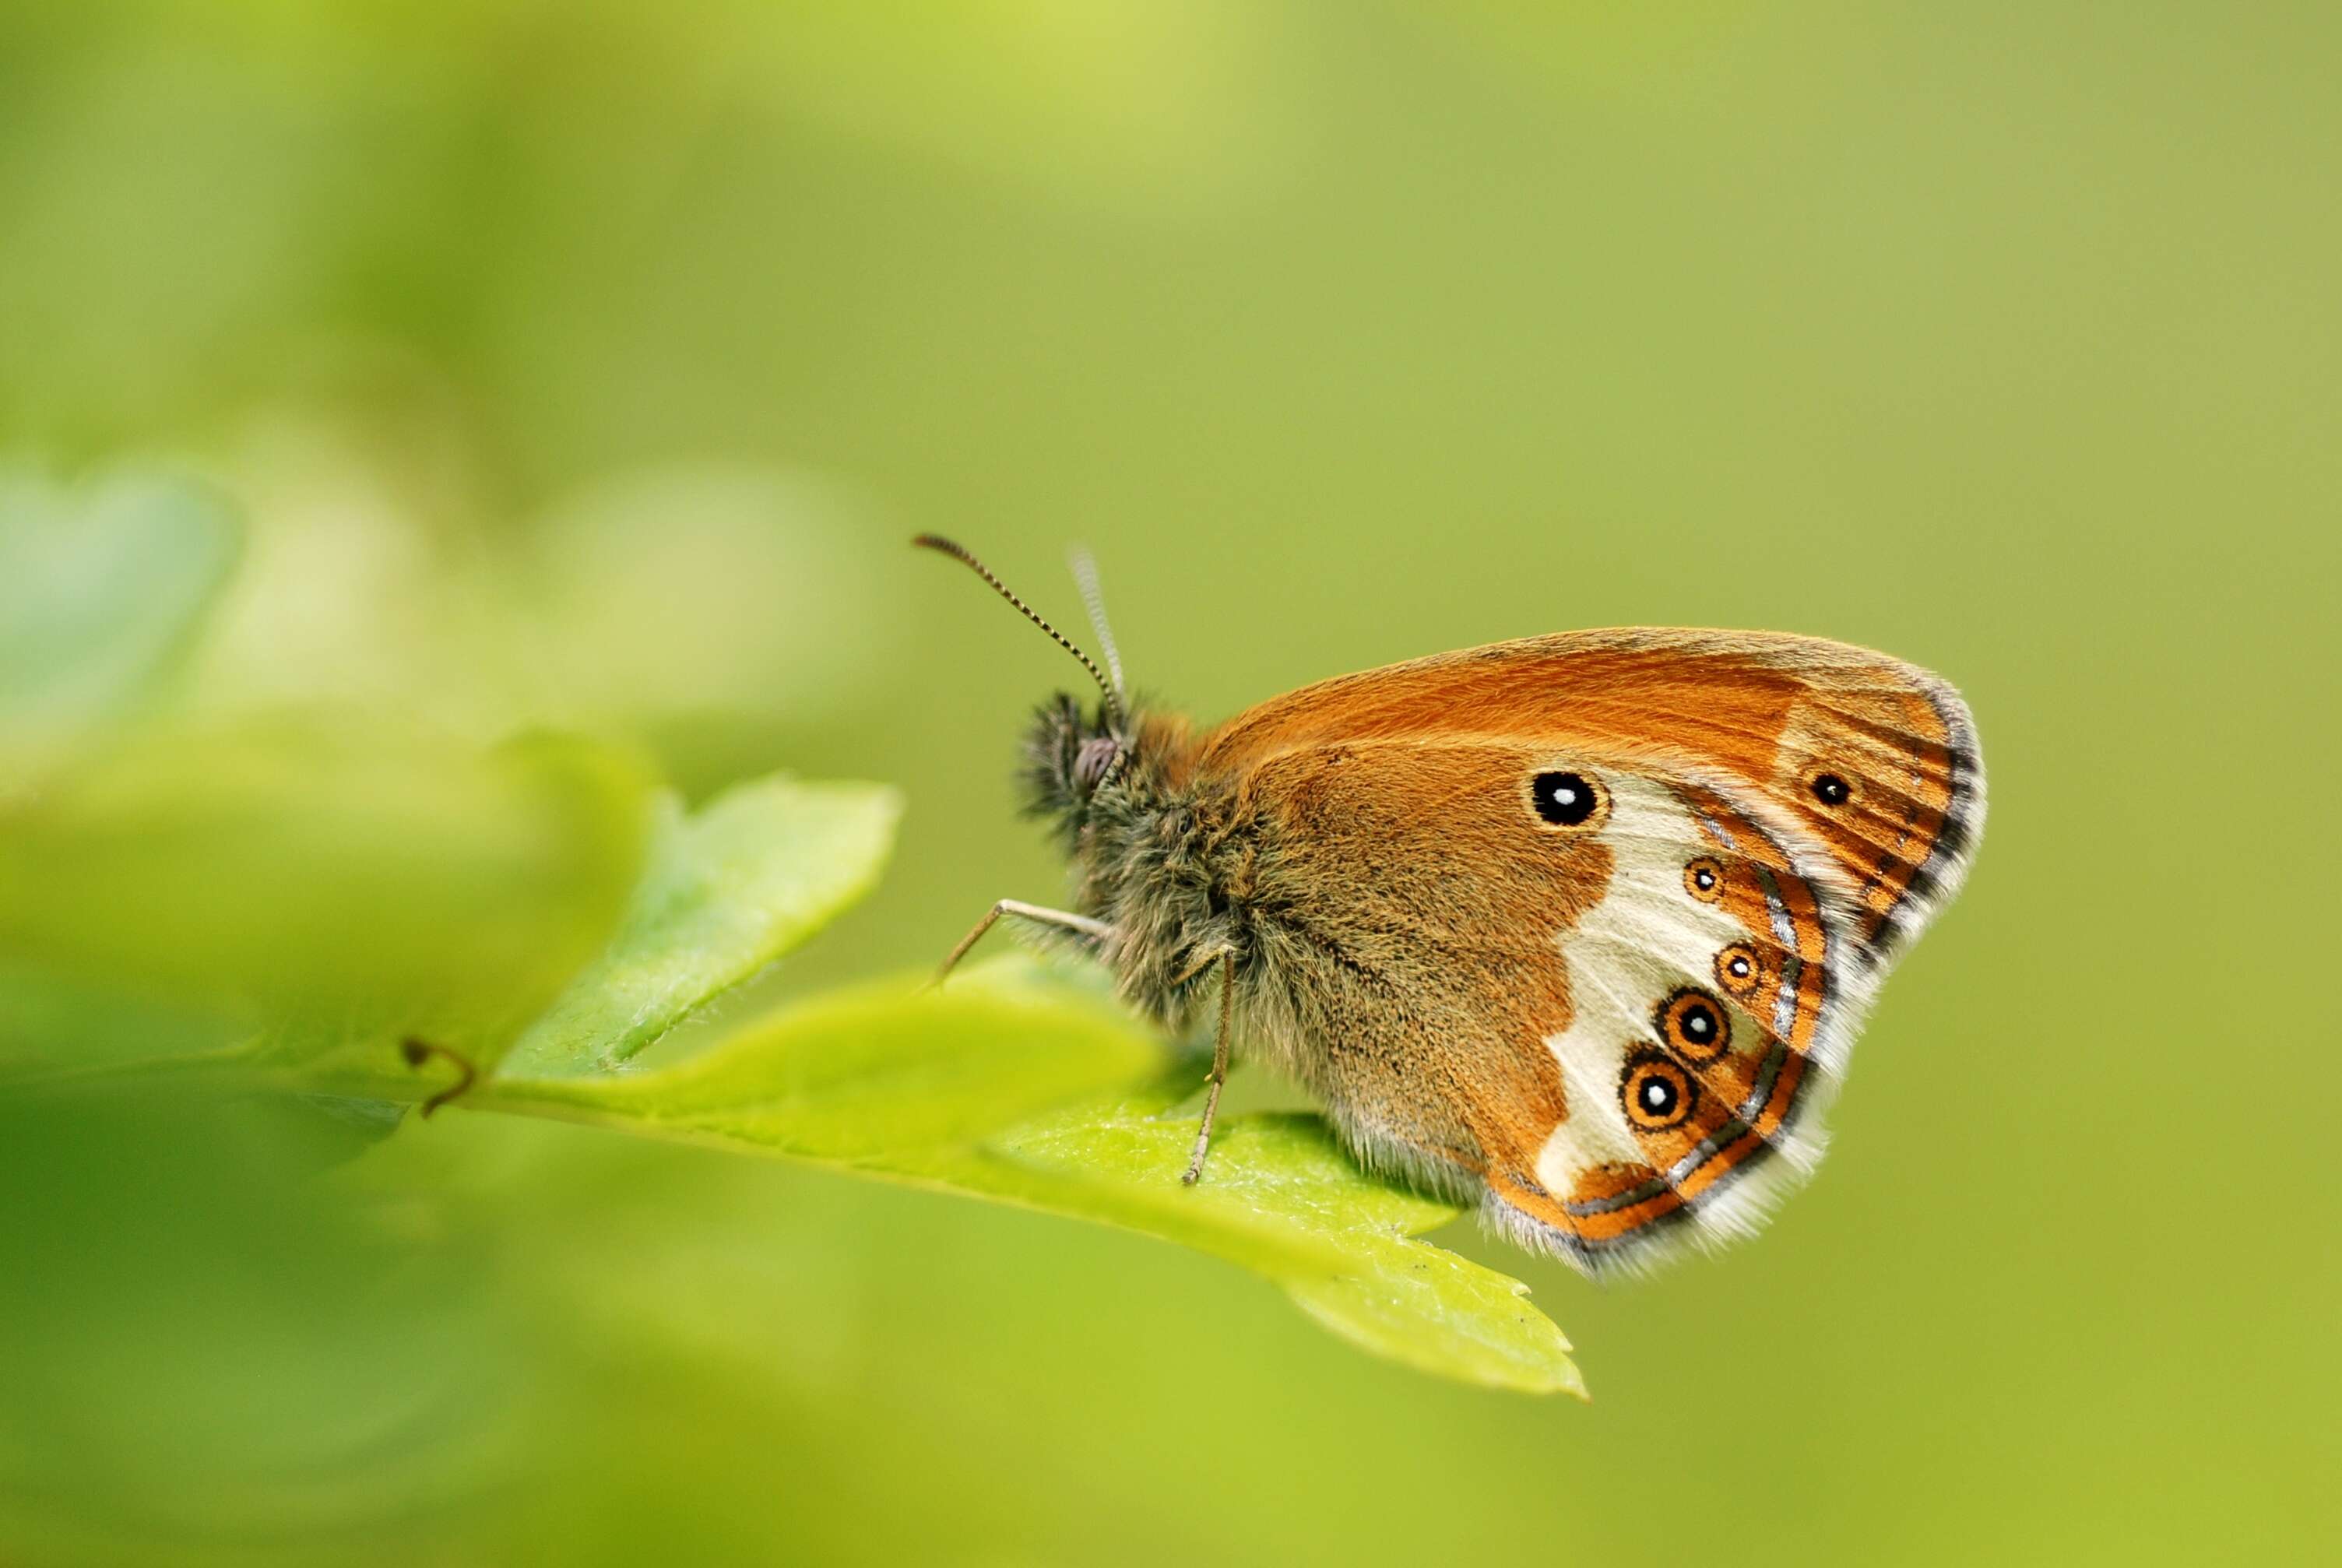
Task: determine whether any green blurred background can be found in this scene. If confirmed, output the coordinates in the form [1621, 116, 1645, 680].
[2, 2, 2334, 1563]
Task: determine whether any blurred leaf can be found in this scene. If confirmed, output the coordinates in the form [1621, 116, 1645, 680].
[0, 467, 240, 766]
[0, 955, 247, 1081]
[480, 958, 1582, 1397]
[0, 1084, 516, 1556]
[0, 719, 652, 1074]
[498, 775, 902, 1079]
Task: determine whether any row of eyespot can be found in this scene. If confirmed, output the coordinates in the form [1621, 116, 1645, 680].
[1531, 768, 1855, 832]
[1525, 774, 1809, 1134]
[1620, 917, 1796, 1133]
[1622, 979, 1746, 1132]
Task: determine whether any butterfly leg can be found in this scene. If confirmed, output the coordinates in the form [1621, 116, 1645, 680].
[931, 898, 1114, 986]
[1180, 951, 1236, 1186]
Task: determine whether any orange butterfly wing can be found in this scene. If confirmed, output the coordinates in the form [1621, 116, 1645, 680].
[1187, 631, 1982, 1272]
[1198, 629, 1983, 969]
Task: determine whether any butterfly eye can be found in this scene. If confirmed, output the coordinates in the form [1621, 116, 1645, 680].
[1073, 737, 1121, 790]
[1655, 986, 1732, 1063]
[1529, 770, 1607, 829]
[1619, 1051, 1697, 1132]
[1714, 944, 1763, 999]
[1683, 857, 1725, 902]
[1810, 772, 1852, 807]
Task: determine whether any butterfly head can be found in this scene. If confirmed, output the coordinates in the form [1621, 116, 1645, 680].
[1019, 690, 1134, 828]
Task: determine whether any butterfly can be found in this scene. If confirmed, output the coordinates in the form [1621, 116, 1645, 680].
[918, 536, 1984, 1277]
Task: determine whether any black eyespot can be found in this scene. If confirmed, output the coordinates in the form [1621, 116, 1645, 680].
[1812, 772, 1851, 807]
[1619, 1051, 1697, 1132]
[1683, 856, 1725, 903]
[1531, 771, 1604, 828]
[1656, 986, 1732, 1063]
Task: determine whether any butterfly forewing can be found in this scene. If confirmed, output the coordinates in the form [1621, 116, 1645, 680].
[1197, 628, 1984, 971]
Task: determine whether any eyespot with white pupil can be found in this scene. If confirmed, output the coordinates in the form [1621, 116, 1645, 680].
[1683, 856, 1725, 903]
[1620, 1051, 1697, 1132]
[1811, 772, 1851, 807]
[1714, 944, 1762, 999]
[1656, 986, 1731, 1063]
[1530, 770, 1604, 828]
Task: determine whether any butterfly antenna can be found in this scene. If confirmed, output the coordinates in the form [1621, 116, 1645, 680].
[913, 535, 1126, 728]
[1067, 545, 1124, 700]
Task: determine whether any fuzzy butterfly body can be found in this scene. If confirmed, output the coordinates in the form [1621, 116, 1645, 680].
[925, 540, 1983, 1278]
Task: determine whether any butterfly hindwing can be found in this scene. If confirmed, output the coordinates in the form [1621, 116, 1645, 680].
[1482, 761, 1855, 1273]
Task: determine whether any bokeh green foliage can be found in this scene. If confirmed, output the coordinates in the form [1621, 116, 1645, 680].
[2, 1, 2336, 1564]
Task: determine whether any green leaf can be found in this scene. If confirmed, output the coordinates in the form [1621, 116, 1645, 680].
[497, 776, 902, 1079]
[979, 1093, 1583, 1397]
[491, 962, 1156, 1161]
[479, 958, 1583, 1397]
[0, 719, 652, 1074]
[0, 467, 241, 766]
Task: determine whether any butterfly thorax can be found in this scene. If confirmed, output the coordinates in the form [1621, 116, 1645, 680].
[1019, 695, 1267, 1027]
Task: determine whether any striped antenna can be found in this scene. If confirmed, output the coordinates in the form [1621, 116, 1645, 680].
[913, 535, 1126, 729]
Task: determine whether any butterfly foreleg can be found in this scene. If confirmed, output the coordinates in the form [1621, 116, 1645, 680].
[930, 898, 1115, 986]
[1180, 950, 1237, 1187]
